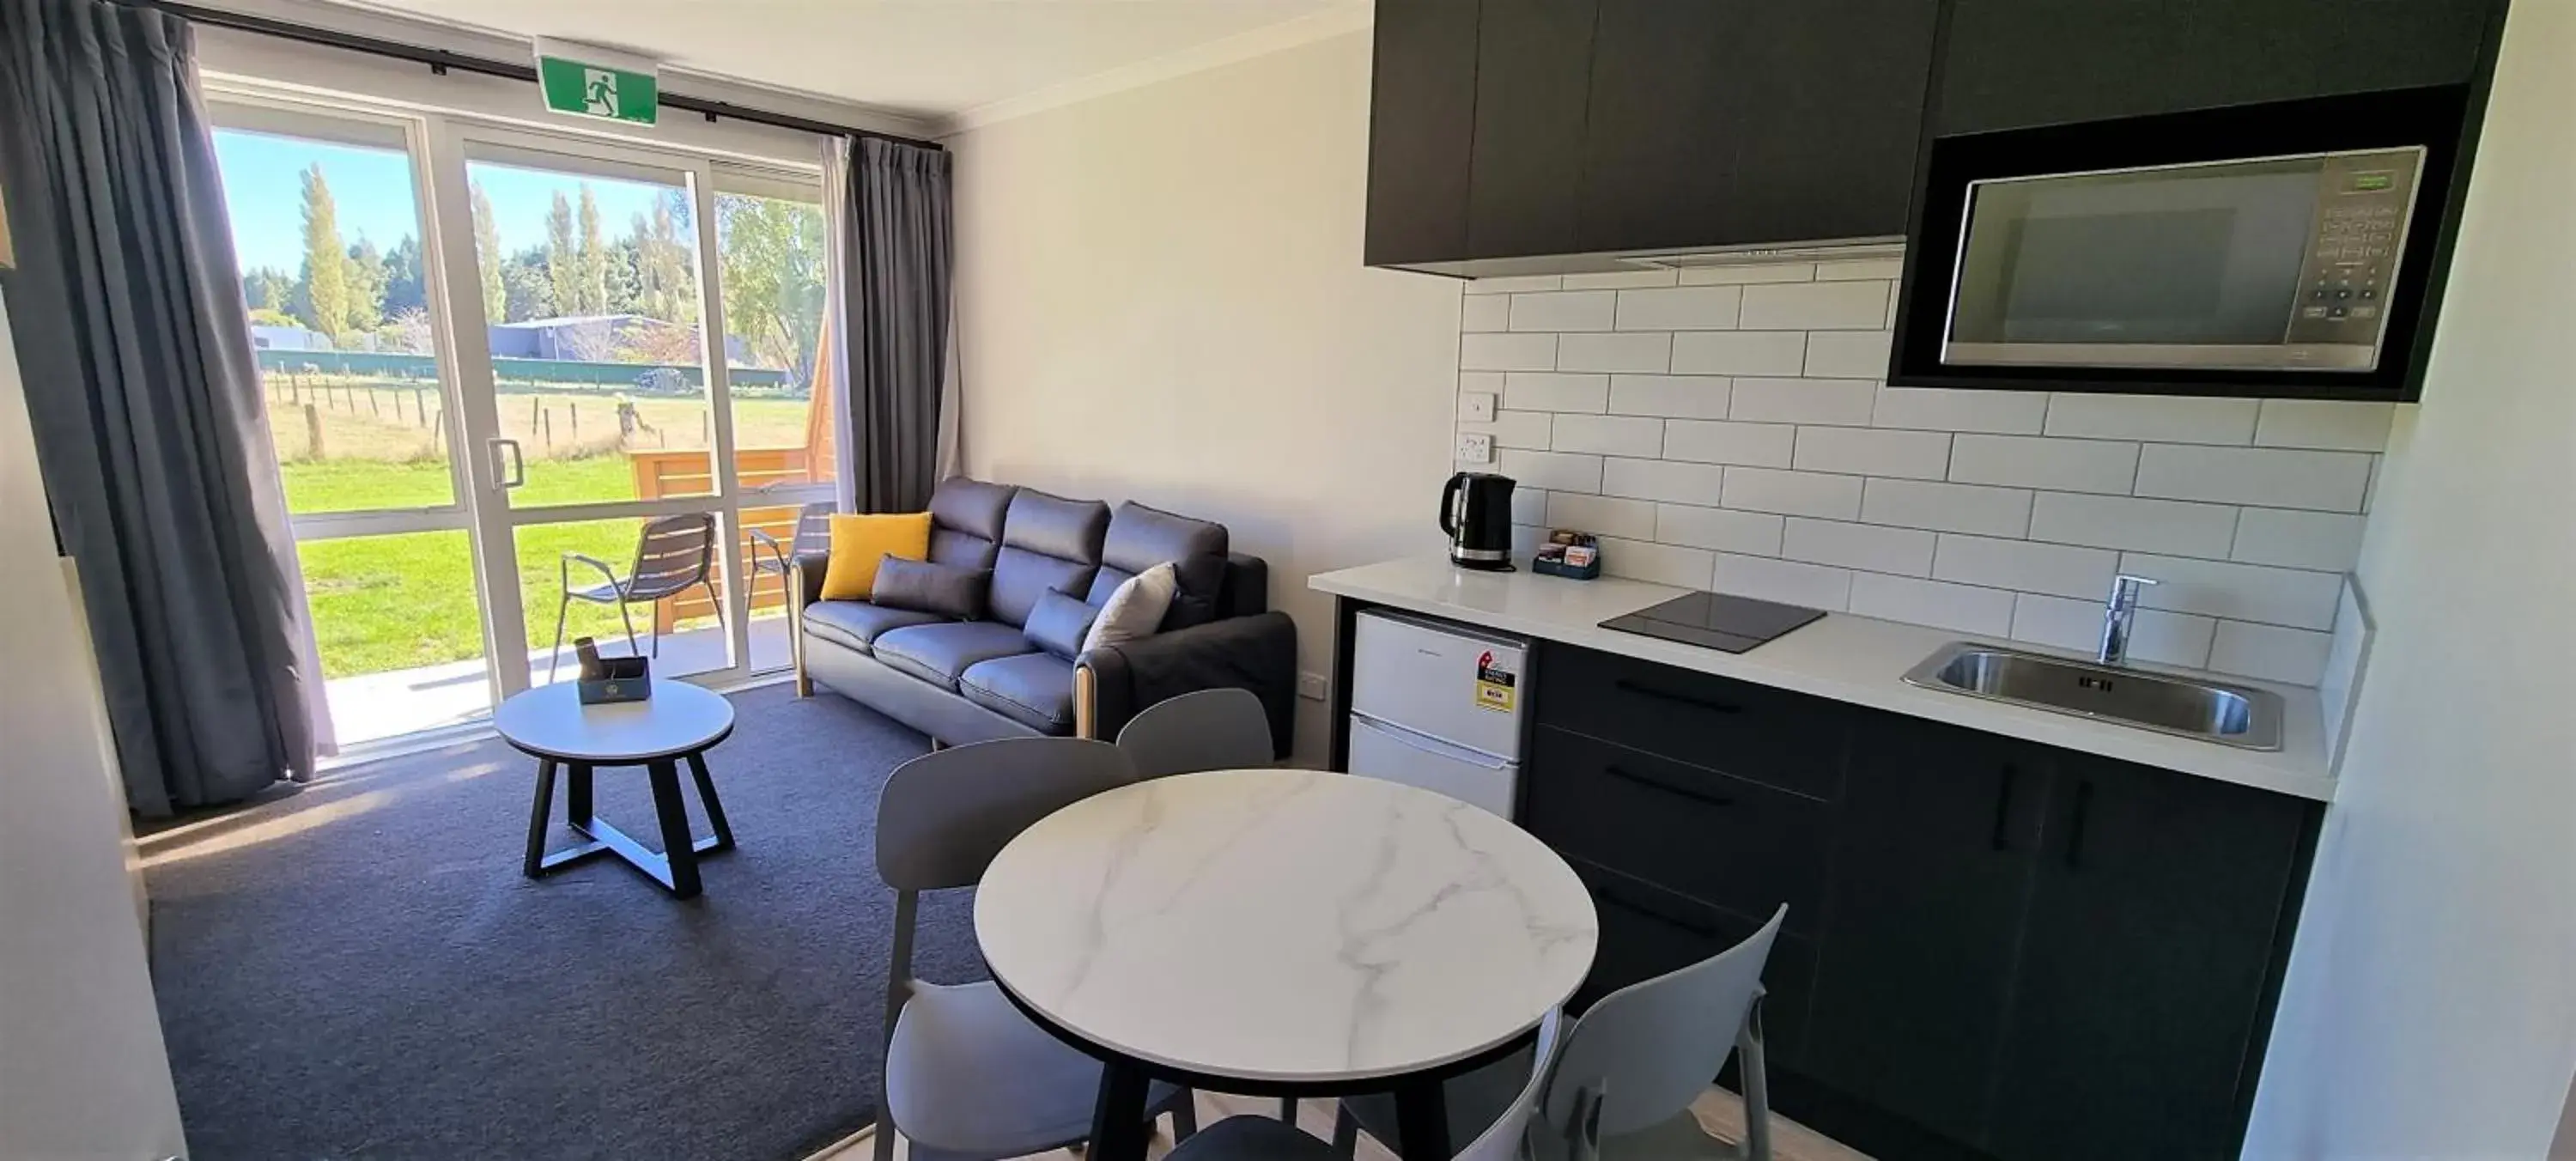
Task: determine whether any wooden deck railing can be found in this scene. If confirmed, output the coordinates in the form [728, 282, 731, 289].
[630, 446, 820, 633]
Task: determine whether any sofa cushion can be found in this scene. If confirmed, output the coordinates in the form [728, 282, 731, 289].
[989, 489, 1110, 628]
[1022, 589, 1099, 661]
[870, 557, 991, 620]
[801, 599, 943, 655]
[958, 652, 1078, 735]
[873, 621, 1040, 691]
[1085, 501, 1230, 630]
[928, 477, 1017, 571]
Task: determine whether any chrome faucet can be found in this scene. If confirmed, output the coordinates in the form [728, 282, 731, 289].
[2098, 574, 2159, 666]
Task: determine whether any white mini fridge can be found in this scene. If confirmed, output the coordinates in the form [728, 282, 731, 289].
[1346, 608, 1528, 818]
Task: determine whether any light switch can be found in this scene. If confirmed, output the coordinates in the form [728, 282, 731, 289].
[1456, 432, 1495, 465]
[1460, 392, 1498, 422]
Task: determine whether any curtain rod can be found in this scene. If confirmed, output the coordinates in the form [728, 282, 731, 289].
[132, 0, 946, 152]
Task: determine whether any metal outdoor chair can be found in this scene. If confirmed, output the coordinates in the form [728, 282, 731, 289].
[550, 512, 724, 680]
[745, 501, 834, 609]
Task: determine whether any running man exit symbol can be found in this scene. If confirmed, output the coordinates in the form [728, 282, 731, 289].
[584, 69, 619, 119]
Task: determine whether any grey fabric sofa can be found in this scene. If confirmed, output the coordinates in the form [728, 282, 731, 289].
[792, 476, 1297, 754]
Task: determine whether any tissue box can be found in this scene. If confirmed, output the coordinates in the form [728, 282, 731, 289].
[577, 656, 653, 704]
[1533, 529, 1601, 580]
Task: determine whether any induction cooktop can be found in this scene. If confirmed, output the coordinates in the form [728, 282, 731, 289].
[1600, 590, 1827, 653]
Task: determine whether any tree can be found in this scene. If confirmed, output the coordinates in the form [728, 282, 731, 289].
[297, 163, 348, 339]
[240, 266, 293, 312]
[471, 180, 507, 324]
[502, 246, 555, 323]
[544, 191, 578, 319]
[382, 236, 426, 319]
[632, 191, 696, 326]
[715, 192, 827, 387]
[574, 184, 609, 315]
[343, 235, 388, 333]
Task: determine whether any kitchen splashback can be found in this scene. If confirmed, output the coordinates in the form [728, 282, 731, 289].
[1451, 256, 2397, 686]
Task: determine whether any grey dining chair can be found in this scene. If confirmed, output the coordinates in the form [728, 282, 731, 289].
[1116, 687, 1276, 778]
[745, 501, 832, 608]
[872, 737, 1199, 1161]
[1335, 905, 1787, 1161]
[1161, 1009, 1565, 1161]
[549, 512, 724, 680]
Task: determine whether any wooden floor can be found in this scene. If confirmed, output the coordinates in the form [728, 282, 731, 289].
[812, 1086, 1869, 1161]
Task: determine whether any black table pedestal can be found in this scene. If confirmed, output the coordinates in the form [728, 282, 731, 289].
[522, 751, 733, 898]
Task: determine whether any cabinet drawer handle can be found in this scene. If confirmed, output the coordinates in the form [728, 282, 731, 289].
[1990, 763, 2017, 852]
[1596, 881, 1722, 938]
[1603, 763, 1735, 809]
[1613, 678, 1742, 716]
[2065, 779, 2094, 870]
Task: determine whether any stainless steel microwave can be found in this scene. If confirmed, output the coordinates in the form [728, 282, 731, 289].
[1939, 147, 2427, 374]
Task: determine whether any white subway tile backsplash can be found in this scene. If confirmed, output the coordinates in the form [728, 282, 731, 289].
[2120, 553, 2343, 631]
[1551, 413, 1665, 457]
[2254, 398, 2399, 452]
[1671, 331, 1807, 376]
[1949, 435, 2140, 495]
[2026, 493, 2239, 559]
[1503, 372, 1608, 413]
[1710, 552, 1854, 611]
[1465, 408, 1552, 451]
[1656, 503, 1785, 556]
[2133, 445, 2373, 511]
[1461, 294, 1510, 332]
[2230, 508, 2366, 572]
[1510, 290, 1617, 332]
[1459, 371, 1504, 393]
[2208, 621, 2336, 685]
[1465, 274, 1561, 295]
[1461, 332, 1557, 371]
[1602, 457, 1728, 505]
[1561, 270, 1678, 290]
[1615, 286, 1743, 331]
[1597, 537, 1715, 587]
[1497, 448, 1603, 494]
[1608, 374, 1733, 419]
[1801, 330, 1893, 378]
[1664, 419, 1795, 467]
[1679, 263, 1814, 285]
[1728, 377, 1877, 426]
[1849, 574, 2016, 636]
[2010, 593, 2217, 669]
[1871, 387, 2048, 435]
[1558, 331, 1674, 373]
[2044, 393, 2259, 445]
[1741, 281, 1893, 331]
[1860, 478, 2033, 538]
[1721, 466, 1864, 520]
[1814, 257, 1905, 282]
[1547, 491, 1658, 540]
[1934, 534, 2120, 600]
[1783, 518, 1937, 575]
[1510, 486, 1549, 526]
[1795, 427, 1952, 480]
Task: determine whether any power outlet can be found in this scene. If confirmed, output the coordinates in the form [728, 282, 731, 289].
[1455, 431, 1495, 465]
[1460, 391, 1498, 422]
[1297, 672, 1329, 702]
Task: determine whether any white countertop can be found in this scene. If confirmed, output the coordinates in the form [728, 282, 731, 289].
[975, 768, 1598, 1083]
[1311, 556, 2337, 802]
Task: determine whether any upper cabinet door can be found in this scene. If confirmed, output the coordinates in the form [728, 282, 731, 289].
[1364, 0, 1482, 267]
[1578, 0, 1938, 253]
[1936, 0, 2501, 135]
[1464, 0, 1599, 258]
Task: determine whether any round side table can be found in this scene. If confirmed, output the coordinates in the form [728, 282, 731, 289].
[495, 679, 736, 899]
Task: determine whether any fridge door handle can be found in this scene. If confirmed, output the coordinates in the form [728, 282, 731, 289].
[1351, 713, 1514, 769]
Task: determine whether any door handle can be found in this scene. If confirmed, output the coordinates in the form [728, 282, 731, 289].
[489, 437, 526, 489]
[1601, 763, 1735, 809]
[1613, 678, 1741, 715]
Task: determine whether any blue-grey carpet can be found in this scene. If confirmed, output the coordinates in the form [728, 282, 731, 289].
[143, 684, 978, 1161]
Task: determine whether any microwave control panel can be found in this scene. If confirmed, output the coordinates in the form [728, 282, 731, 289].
[2287, 148, 2426, 347]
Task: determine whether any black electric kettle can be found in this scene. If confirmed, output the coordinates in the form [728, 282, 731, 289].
[1439, 471, 1516, 570]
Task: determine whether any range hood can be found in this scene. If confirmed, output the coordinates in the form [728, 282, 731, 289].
[1383, 236, 1905, 280]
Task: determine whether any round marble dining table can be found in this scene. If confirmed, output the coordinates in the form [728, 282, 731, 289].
[974, 767, 1600, 1161]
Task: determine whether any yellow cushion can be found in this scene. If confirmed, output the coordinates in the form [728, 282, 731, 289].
[819, 513, 933, 601]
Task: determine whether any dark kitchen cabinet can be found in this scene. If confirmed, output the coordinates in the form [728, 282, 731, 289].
[1362, 0, 1480, 266]
[1462, 0, 1598, 258]
[1934, 0, 2503, 135]
[1564, 854, 1819, 1067]
[1985, 752, 2314, 1161]
[1802, 717, 2045, 1147]
[1577, 0, 1937, 253]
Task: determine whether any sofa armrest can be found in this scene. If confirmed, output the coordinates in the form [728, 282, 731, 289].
[1078, 611, 1297, 756]
[792, 550, 831, 611]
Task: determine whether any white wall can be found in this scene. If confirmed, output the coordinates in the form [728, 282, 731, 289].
[2243, 1, 2576, 1154]
[946, 30, 1462, 760]
[0, 289, 190, 1157]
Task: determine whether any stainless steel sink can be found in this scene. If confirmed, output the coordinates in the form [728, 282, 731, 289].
[1902, 642, 2284, 751]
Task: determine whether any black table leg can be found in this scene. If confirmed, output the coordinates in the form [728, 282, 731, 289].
[646, 758, 702, 899]
[1087, 1057, 1153, 1161]
[1394, 1079, 1452, 1160]
[522, 758, 557, 878]
[567, 763, 593, 827]
[686, 751, 734, 851]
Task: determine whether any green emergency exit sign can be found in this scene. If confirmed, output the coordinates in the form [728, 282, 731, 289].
[534, 39, 659, 125]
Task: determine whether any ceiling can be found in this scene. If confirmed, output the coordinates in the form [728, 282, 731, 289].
[325, 0, 1354, 125]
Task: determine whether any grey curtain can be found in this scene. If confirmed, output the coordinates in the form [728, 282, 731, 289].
[0, 0, 316, 814]
[826, 136, 954, 514]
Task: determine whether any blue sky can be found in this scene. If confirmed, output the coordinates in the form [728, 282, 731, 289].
[212, 128, 683, 273]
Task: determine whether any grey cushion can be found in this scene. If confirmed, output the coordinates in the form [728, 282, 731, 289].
[1022, 590, 1098, 660]
[928, 477, 1017, 571]
[1163, 1116, 1340, 1161]
[959, 652, 1078, 735]
[873, 621, 1040, 691]
[1085, 501, 1230, 631]
[871, 558, 990, 620]
[800, 599, 942, 654]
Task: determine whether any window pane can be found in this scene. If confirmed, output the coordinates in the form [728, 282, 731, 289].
[517, 516, 732, 685]
[297, 530, 490, 745]
[716, 189, 835, 495]
[211, 124, 455, 514]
